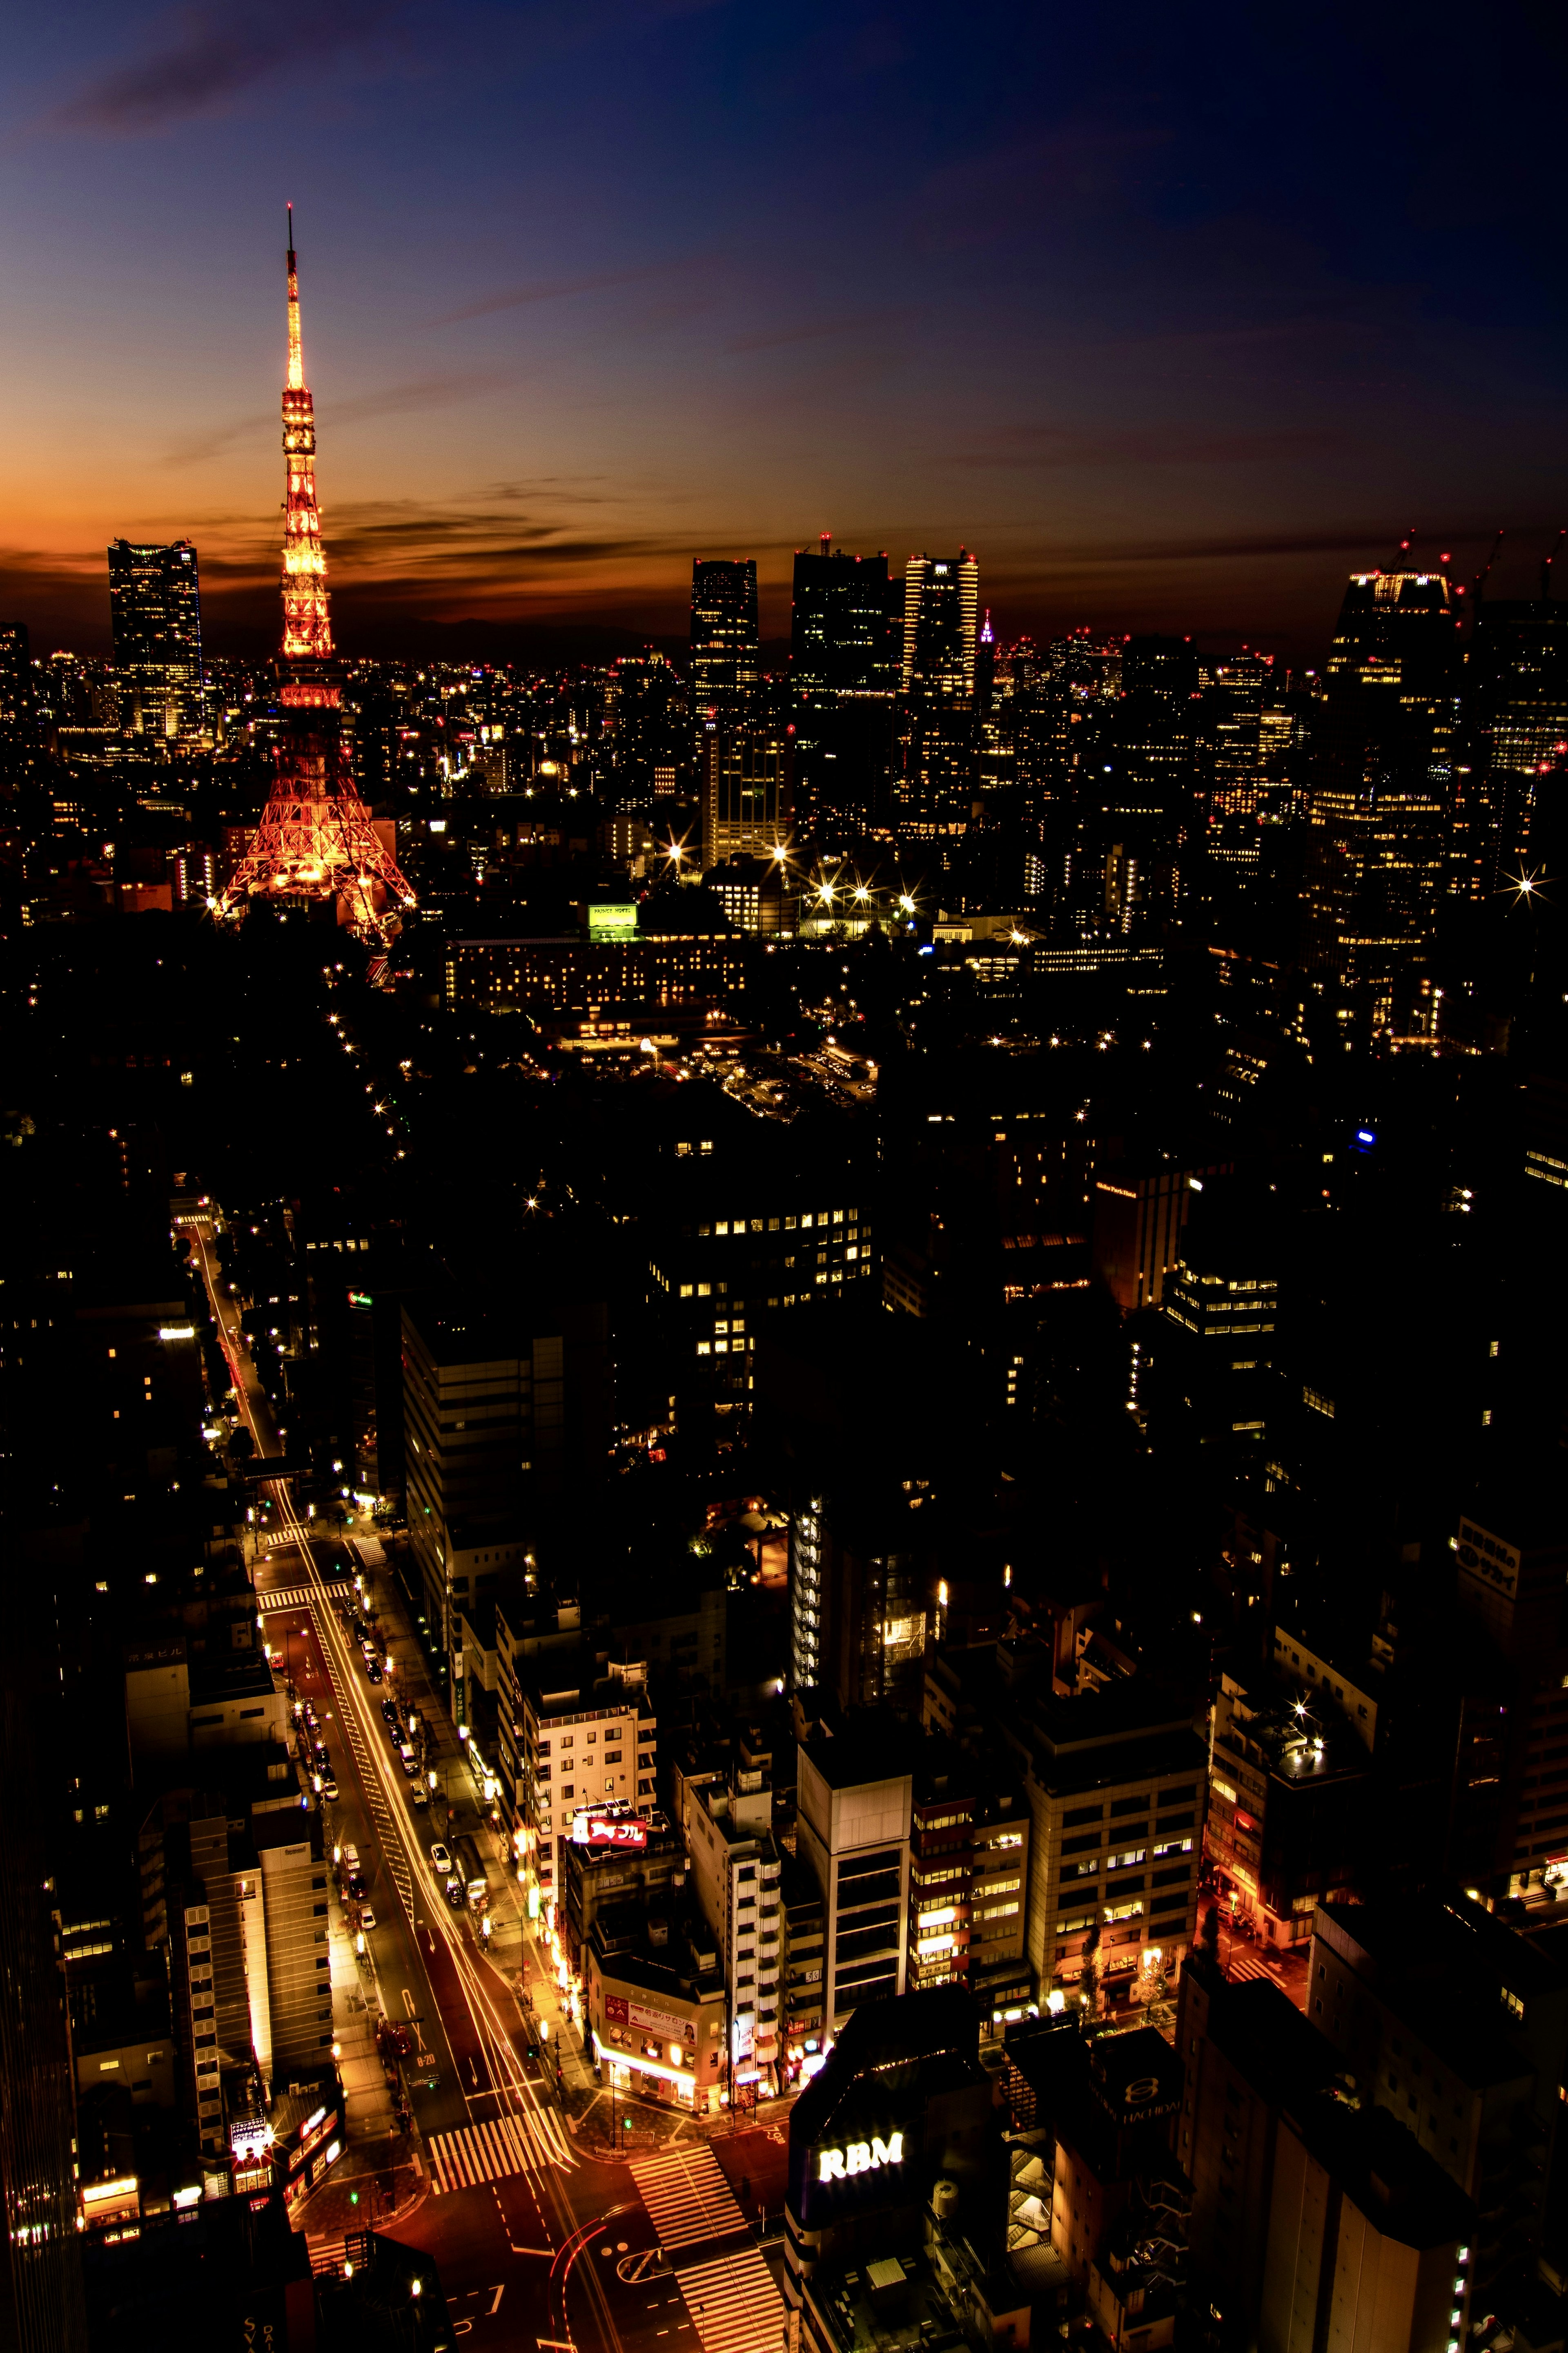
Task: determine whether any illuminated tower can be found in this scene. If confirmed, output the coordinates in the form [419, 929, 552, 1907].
[281, 217, 332, 661]
[220, 210, 414, 949]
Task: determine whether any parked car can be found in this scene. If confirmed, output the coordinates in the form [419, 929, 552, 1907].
[398, 1743, 416, 1775]
[428, 1842, 452, 1876]
[367, 1661, 383, 1684]
[321, 1773, 339, 1799]
[410, 1781, 429, 1809]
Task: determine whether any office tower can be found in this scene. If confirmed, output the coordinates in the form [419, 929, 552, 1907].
[795, 1728, 914, 2032]
[895, 553, 983, 837]
[1176, 1958, 1474, 2353]
[1203, 650, 1275, 849]
[901, 553, 979, 699]
[1307, 1894, 1565, 2291]
[1009, 1681, 1205, 2012]
[219, 214, 414, 949]
[689, 558, 760, 718]
[699, 714, 792, 866]
[783, 1987, 999, 2353]
[1455, 598, 1568, 901]
[107, 539, 206, 742]
[788, 539, 896, 834]
[780, 1859, 826, 2076]
[1202, 1670, 1365, 1949]
[401, 1298, 540, 1657]
[604, 649, 688, 806]
[791, 538, 895, 698]
[1301, 569, 1457, 1028]
[0, 622, 36, 783]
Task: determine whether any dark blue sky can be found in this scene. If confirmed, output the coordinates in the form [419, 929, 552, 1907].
[4, 0, 1565, 658]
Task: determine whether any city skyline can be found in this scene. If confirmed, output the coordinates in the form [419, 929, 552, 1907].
[3, 2, 1565, 661]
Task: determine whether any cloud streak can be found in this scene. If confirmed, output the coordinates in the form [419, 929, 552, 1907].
[956, 424, 1345, 471]
[163, 371, 511, 464]
[49, 0, 406, 132]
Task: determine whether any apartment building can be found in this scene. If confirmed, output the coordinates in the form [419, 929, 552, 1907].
[683, 1760, 782, 2094]
[518, 1657, 657, 1915]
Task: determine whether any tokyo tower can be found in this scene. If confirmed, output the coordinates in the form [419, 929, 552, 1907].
[219, 209, 414, 949]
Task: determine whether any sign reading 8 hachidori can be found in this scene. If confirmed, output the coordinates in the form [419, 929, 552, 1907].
[817, 2132, 903, 2182]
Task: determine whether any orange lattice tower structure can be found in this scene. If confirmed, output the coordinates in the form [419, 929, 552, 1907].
[220, 209, 414, 949]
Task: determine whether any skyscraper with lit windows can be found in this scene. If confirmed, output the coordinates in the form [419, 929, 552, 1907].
[107, 539, 206, 743]
[690, 559, 760, 718]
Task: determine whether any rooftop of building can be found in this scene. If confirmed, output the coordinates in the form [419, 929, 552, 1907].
[522, 1651, 655, 1724]
[792, 1986, 984, 2154]
[1026, 1681, 1203, 1760]
[1005, 2017, 1181, 2180]
[1213, 1684, 1366, 1785]
[187, 1648, 278, 1707]
[805, 2248, 970, 2353]
[1314, 1897, 1562, 2089]
[800, 1724, 921, 1795]
[587, 1923, 724, 2005]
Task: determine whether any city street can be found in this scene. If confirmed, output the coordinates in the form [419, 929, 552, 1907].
[184, 1211, 790, 2351]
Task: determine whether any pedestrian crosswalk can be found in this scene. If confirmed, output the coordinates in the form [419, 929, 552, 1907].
[306, 2234, 348, 2277]
[427, 2102, 575, 2192]
[257, 1583, 316, 1612]
[631, 2146, 747, 2251]
[674, 2244, 784, 2353]
[1228, 1954, 1276, 1985]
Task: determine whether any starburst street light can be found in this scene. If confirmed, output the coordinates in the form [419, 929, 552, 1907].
[897, 892, 916, 916]
[1506, 868, 1550, 906]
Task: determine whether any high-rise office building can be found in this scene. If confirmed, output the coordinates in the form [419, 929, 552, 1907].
[1301, 569, 1459, 1026]
[788, 540, 897, 833]
[690, 559, 760, 718]
[0, 623, 36, 783]
[699, 715, 792, 867]
[107, 539, 206, 743]
[901, 552, 979, 700]
[604, 649, 688, 806]
[1454, 599, 1568, 901]
[790, 539, 894, 698]
[895, 553, 981, 835]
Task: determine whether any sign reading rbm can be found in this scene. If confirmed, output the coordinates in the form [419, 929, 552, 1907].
[818, 2132, 903, 2182]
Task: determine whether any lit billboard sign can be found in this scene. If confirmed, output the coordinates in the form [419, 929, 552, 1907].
[572, 1811, 648, 1849]
[817, 2132, 903, 2182]
[588, 903, 638, 940]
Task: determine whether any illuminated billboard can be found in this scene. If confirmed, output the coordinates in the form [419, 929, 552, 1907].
[588, 903, 638, 940]
[572, 1811, 648, 1849]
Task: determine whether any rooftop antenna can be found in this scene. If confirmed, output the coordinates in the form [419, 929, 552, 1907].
[1542, 528, 1566, 600]
[287, 201, 294, 256]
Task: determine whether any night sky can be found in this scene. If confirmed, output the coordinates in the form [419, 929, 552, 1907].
[4, 1, 1565, 662]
